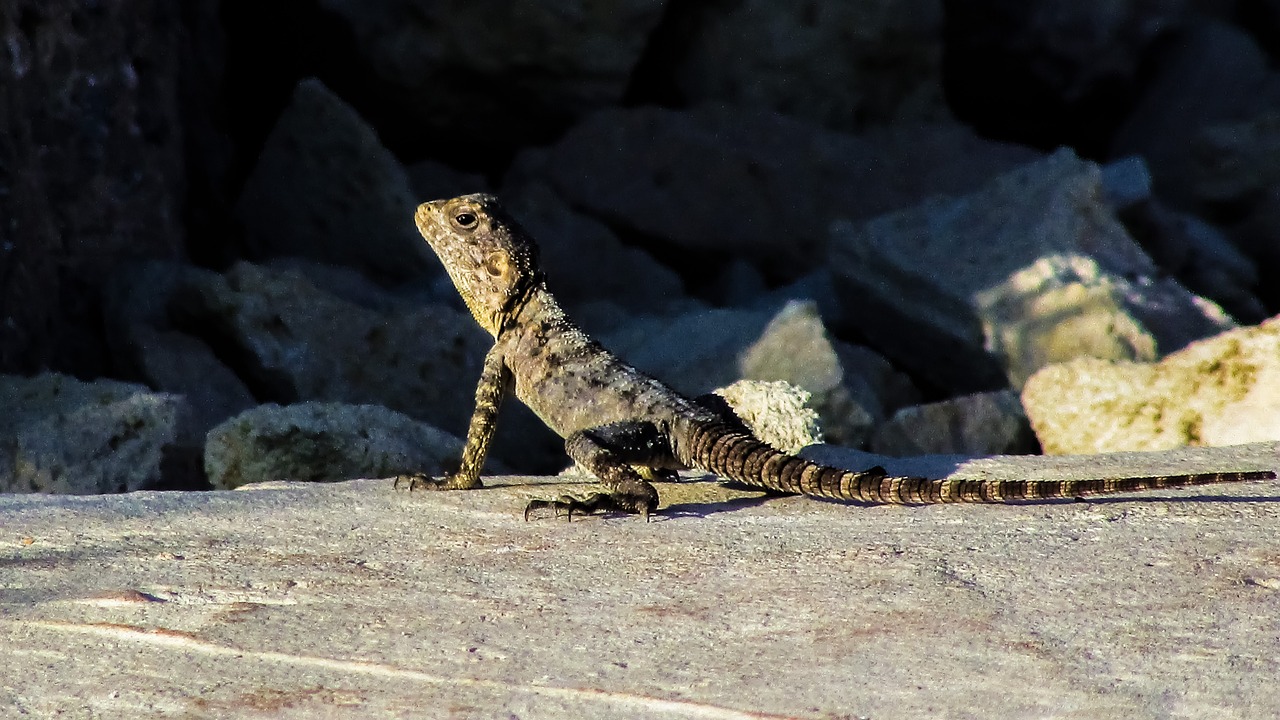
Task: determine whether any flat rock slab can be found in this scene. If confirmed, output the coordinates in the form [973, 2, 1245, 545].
[3, 443, 1279, 719]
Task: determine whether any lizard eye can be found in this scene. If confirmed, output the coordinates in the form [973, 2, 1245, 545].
[454, 211, 478, 228]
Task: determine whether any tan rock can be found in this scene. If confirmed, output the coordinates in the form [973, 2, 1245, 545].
[1022, 317, 1280, 454]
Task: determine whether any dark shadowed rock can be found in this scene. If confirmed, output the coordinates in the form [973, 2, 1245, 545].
[870, 390, 1037, 457]
[235, 78, 434, 283]
[660, 0, 948, 130]
[103, 261, 256, 441]
[1111, 20, 1280, 206]
[507, 107, 1040, 278]
[504, 183, 691, 320]
[315, 0, 667, 155]
[0, 0, 191, 375]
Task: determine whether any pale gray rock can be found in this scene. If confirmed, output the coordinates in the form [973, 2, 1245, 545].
[0, 374, 187, 494]
[235, 78, 434, 283]
[507, 107, 1040, 278]
[712, 379, 823, 454]
[870, 390, 1037, 457]
[1023, 316, 1280, 455]
[3, 444, 1277, 718]
[829, 149, 1235, 393]
[204, 402, 469, 490]
[666, 0, 948, 130]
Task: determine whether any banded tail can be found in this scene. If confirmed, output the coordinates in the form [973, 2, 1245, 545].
[682, 423, 1276, 504]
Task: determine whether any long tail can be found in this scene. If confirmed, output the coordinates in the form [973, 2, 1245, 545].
[682, 423, 1275, 504]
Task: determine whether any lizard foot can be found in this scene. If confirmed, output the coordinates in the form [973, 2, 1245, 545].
[523, 487, 659, 522]
[392, 472, 481, 491]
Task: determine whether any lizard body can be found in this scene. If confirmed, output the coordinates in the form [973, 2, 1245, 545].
[401, 193, 1275, 518]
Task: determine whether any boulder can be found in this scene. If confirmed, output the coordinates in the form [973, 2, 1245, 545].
[869, 390, 1037, 457]
[1022, 316, 1280, 454]
[1111, 20, 1280, 206]
[946, 0, 1195, 151]
[0, 374, 188, 494]
[505, 183, 690, 320]
[0, 0, 191, 375]
[174, 261, 564, 472]
[739, 300, 916, 447]
[204, 402, 472, 489]
[507, 107, 1040, 278]
[235, 78, 435, 283]
[660, 0, 948, 130]
[712, 380, 824, 454]
[829, 149, 1235, 393]
[316, 0, 667, 154]
[103, 261, 257, 441]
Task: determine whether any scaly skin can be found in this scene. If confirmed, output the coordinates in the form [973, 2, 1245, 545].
[398, 193, 1276, 518]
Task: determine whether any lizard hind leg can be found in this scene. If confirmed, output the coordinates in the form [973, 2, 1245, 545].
[525, 421, 674, 521]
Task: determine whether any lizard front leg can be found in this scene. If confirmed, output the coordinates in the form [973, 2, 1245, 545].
[395, 343, 511, 491]
[525, 420, 673, 521]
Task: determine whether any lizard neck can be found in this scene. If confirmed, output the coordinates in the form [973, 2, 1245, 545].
[494, 271, 547, 336]
[507, 282, 573, 332]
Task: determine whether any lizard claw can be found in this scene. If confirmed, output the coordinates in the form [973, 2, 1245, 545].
[393, 472, 479, 491]
[393, 473, 431, 491]
[523, 491, 656, 521]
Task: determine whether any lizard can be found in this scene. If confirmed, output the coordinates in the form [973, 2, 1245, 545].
[397, 193, 1276, 519]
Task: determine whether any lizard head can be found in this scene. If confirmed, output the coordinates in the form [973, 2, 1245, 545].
[415, 193, 543, 337]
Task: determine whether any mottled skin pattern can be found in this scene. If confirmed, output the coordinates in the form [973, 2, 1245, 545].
[398, 193, 1276, 518]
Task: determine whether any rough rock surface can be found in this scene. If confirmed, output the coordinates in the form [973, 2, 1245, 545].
[829, 149, 1235, 393]
[104, 261, 257, 440]
[663, 0, 948, 130]
[711, 379, 823, 454]
[3, 442, 1276, 718]
[0, 374, 188, 494]
[235, 78, 434, 283]
[176, 261, 484, 426]
[739, 301, 885, 447]
[1119, 200, 1266, 323]
[507, 107, 1040, 277]
[1023, 316, 1280, 454]
[204, 402, 467, 490]
[870, 389, 1037, 457]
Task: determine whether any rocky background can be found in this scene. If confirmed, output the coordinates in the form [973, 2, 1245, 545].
[3, 0, 1280, 494]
